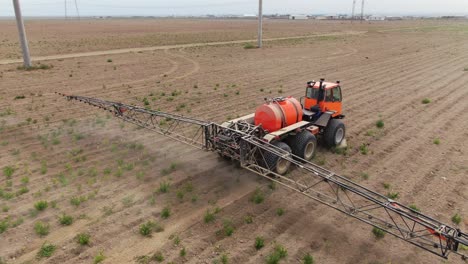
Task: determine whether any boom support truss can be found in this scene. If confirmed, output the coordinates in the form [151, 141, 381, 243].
[58, 93, 467, 261]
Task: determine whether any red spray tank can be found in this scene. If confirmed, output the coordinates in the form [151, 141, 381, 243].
[254, 97, 303, 132]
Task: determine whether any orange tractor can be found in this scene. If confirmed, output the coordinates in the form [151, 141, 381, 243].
[221, 78, 345, 174]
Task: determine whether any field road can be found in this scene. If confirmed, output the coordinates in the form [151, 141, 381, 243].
[0, 31, 365, 65]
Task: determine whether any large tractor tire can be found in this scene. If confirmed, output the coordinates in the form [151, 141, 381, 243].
[287, 130, 317, 161]
[324, 119, 345, 147]
[264, 141, 292, 175]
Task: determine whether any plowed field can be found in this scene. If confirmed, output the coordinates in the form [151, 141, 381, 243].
[0, 19, 467, 264]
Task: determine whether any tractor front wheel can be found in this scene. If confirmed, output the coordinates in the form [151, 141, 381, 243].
[264, 141, 292, 175]
[324, 119, 345, 147]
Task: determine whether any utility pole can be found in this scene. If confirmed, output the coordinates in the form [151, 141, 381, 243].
[360, 0, 365, 23]
[65, 0, 68, 19]
[351, 0, 356, 21]
[257, 0, 263, 48]
[13, 0, 32, 68]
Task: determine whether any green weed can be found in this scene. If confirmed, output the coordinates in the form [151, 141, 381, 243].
[251, 188, 264, 204]
[173, 235, 181, 245]
[37, 242, 56, 258]
[152, 252, 164, 262]
[204, 209, 216, 223]
[244, 43, 256, 49]
[59, 214, 73, 225]
[265, 244, 288, 264]
[34, 201, 48, 211]
[452, 213, 462, 225]
[139, 221, 154, 236]
[255, 236, 265, 250]
[176, 189, 185, 200]
[376, 120, 384, 128]
[0, 219, 9, 233]
[94, 251, 105, 264]
[34, 221, 50, 236]
[223, 219, 235, 236]
[21, 176, 30, 184]
[303, 253, 315, 264]
[276, 208, 284, 216]
[359, 144, 369, 155]
[3, 166, 14, 178]
[16, 186, 29, 196]
[161, 206, 171, 219]
[159, 181, 170, 193]
[372, 227, 385, 239]
[387, 192, 399, 199]
[122, 195, 134, 207]
[244, 215, 253, 224]
[409, 204, 420, 212]
[360, 172, 369, 180]
[76, 233, 90, 245]
[18, 64, 53, 71]
[70, 196, 86, 207]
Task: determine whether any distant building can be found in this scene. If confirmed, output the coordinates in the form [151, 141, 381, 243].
[313, 15, 336, 20]
[314, 16, 329, 20]
[386, 16, 403, 21]
[367, 15, 386, 21]
[289, 15, 308, 20]
[243, 14, 257, 18]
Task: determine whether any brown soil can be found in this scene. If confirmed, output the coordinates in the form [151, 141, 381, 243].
[0, 19, 467, 264]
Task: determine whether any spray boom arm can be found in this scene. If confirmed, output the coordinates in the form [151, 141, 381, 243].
[58, 93, 467, 261]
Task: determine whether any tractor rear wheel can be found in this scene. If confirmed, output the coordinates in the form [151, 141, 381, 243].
[324, 119, 345, 147]
[287, 130, 317, 161]
[264, 141, 292, 175]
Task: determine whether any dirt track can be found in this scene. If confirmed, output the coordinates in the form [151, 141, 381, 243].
[0, 19, 467, 264]
[0, 31, 366, 65]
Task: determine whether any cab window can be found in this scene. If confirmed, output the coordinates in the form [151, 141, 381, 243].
[325, 89, 333, 101]
[332, 86, 342, 102]
[306, 87, 319, 99]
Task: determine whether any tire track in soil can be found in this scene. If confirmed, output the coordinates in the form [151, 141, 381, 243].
[1, 35, 452, 136]
[0, 32, 408, 124]
[352, 67, 463, 165]
[11, 148, 231, 263]
[2, 36, 460, 192]
[0, 37, 460, 186]
[343, 73, 468, 184]
[0, 119, 197, 258]
[98, 169, 258, 263]
[200, 41, 464, 123]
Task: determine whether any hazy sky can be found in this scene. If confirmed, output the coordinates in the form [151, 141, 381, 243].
[1, 0, 467, 17]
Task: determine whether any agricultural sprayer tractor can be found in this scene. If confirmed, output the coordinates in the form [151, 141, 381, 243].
[57, 78, 468, 261]
[218, 78, 345, 175]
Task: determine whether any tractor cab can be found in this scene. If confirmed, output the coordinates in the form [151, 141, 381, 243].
[302, 79, 343, 119]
